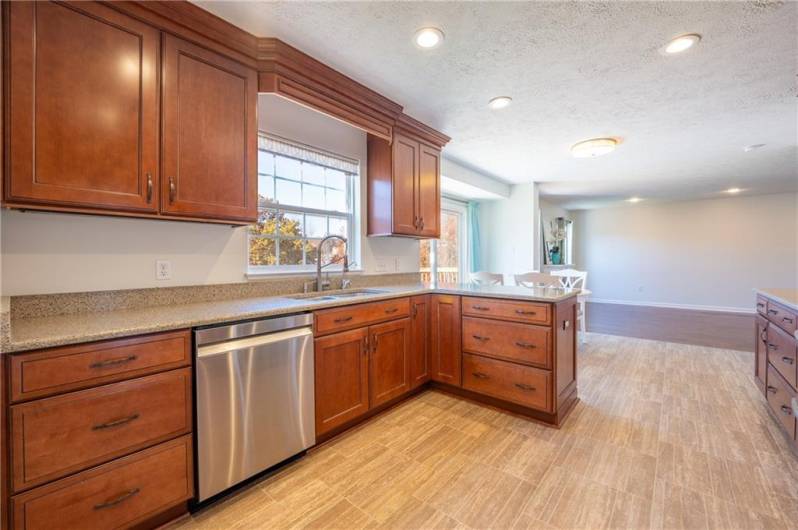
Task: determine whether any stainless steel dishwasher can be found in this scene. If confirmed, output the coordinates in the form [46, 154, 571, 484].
[194, 313, 315, 502]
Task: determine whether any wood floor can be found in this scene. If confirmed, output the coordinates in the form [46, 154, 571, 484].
[176, 333, 798, 529]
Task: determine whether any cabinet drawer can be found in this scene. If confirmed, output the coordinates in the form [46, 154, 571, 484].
[11, 368, 192, 492]
[766, 301, 797, 335]
[766, 365, 797, 439]
[11, 436, 193, 530]
[767, 324, 797, 389]
[462, 297, 550, 325]
[315, 298, 410, 336]
[756, 295, 768, 316]
[10, 330, 191, 402]
[462, 317, 551, 368]
[462, 354, 551, 412]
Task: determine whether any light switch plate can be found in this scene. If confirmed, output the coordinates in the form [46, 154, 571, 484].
[156, 260, 172, 280]
[375, 259, 388, 273]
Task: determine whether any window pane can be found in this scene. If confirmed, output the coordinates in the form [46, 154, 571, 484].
[305, 239, 320, 265]
[305, 214, 327, 238]
[302, 163, 325, 186]
[275, 155, 301, 181]
[279, 239, 304, 265]
[249, 237, 276, 266]
[258, 151, 275, 176]
[329, 217, 347, 237]
[419, 240, 432, 269]
[250, 209, 279, 236]
[279, 212, 304, 237]
[438, 211, 459, 269]
[276, 178, 301, 207]
[326, 188, 346, 212]
[326, 169, 347, 190]
[258, 175, 274, 204]
[302, 184, 325, 210]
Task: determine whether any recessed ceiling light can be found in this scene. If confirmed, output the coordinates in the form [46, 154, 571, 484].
[627, 197, 643, 203]
[744, 144, 766, 152]
[414, 27, 444, 49]
[571, 137, 619, 158]
[488, 96, 513, 110]
[725, 187, 743, 194]
[664, 33, 701, 54]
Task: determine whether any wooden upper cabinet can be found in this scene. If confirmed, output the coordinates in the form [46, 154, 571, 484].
[5, 1, 159, 213]
[161, 35, 258, 223]
[367, 132, 442, 238]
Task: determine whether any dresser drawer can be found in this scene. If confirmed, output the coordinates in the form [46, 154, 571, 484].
[462, 297, 550, 325]
[315, 297, 410, 335]
[462, 317, 551, 368]
[10, 330, 191, 402]
[11, 368, 192, 492]
[766, 301, 797, 335]
[766, 365, 797, 439]
[11, 436, 193, 530]
[767, 324, 797, 389]
[462, 353, 551, 412]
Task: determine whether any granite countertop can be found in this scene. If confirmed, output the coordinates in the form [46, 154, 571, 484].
[755, 288, 798, 312]
[3, 283, 578, 354]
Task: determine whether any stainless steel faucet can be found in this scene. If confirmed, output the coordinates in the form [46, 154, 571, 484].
[314, 235, 349, 292]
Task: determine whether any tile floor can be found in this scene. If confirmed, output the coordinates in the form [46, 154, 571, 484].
[177, 333, 798, 529]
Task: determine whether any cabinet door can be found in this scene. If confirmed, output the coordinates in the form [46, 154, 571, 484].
[369, 319, 411, 407]
[410, 296, 431, 388]
[161, 35, 257, 222]
[417, 144, 441, 238]
[6, 1, 159, 212]
[755, 316, 769, 394]
[314, 328, 369, 436]
[431, 295, 462, 386]
[392, 133, 419, 235]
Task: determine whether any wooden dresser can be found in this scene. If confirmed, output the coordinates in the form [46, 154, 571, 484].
[755, 291, 798, 449]
[3, 330, 194, 530]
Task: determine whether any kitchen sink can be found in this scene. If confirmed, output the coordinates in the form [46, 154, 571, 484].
[289, 289, 389, 301]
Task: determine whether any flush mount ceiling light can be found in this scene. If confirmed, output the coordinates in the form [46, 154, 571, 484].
[725, 187, 743, 194]
[627, 197, 643, 203]
[488, 96, 513, 110]
[571, 137, 619, 158]
[663, 33, 701, 54]
[744, 144, 766, 152]
[414, 27, 444, 49]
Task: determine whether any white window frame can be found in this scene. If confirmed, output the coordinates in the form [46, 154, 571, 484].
[422, 197, 469, 283]
[248, 134, 360, 275]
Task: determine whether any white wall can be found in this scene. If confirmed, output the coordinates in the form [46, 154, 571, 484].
[0, 94, 419, 296]
[573, 192, 798, 311]
[478, 183, 538, 282]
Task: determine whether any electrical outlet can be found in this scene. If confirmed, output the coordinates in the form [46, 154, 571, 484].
[375, 259, 387, 273]
[156, 260, 172, 280]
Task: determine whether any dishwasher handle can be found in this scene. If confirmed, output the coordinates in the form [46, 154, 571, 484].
[197, 326, 312, 358]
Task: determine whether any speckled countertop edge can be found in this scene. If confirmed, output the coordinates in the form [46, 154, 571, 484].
[3, 283, 579, 354]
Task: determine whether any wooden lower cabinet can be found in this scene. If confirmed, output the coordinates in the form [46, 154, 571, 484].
[409, 295, 431, 388]
[369, 319, 411, 407]
[755, 316, 769, 393]
[430, 295, 462, 386]
[314, 328, 370, 437]
[462, 354, 551, 412]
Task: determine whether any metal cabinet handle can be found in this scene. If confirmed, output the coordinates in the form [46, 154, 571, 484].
[472, 335, 490, 341]
[372, 335, 378, 352]
[385, 308, 399, 314]
[782, 356, 795, 365]
[93, 488, 140, 510]
[412, 304, 418, 318]
[515, 341, 536, 349]
[169, 176, 176, 202]
[514, 383, 536, 391]
[89, 355, 138, 369]
[146, 172, 153, 203]
[92, 413, 140, 431]
[781, 405, 793, 416]
[563, 320, 571, 330]
[471, 372, 489, 379]
[334, 316, 353, 323]
[515, 309, 537, 316]
[768, 309, 778, 315]
[768, 343, 778, 351]
[363, 336, 369, 355]
[420, 217, 425, 230]
[784, 317, 795, 324]
[471, 305, 490, 311]
[767, 385, 778, 394]
[757, 302, 766, 309]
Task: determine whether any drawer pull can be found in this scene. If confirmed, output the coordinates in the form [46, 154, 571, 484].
[472, 335, 490, 341]
[471, 371, 489, 379]
[767, 385, 778, 394]
[768, 343, 778, 351]
[89, 355, 138, 369]
[515, 309, 537, 316]
[781, 405, 793, 416]
[92, 413, 140, 431]
[515, 341, 536, 349]
[93, 488, 141, 510]
[757, 302, 765, 308]
[782, 356, 795, 365]
[514, 383, 536, 391]
[784, 317, 795, 324]
[334, 316, 353, 323]
[768, 309, 778, 315]
[385, 308, 399, 314]
[471, 305, 490, 311]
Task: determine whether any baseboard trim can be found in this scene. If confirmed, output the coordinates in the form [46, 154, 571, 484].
[586, 301, 754, 352]
[587, 298, 755, 315]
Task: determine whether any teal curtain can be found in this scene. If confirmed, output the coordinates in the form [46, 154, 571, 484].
[467, 202, 481, 273]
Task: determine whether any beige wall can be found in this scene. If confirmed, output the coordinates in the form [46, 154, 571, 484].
[0, 94, 419, 296]
[573, 192, 798, 311]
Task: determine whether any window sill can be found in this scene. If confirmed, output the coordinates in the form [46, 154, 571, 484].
[246, 268, 364, 280]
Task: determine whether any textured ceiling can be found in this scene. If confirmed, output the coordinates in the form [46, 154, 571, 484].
[196, 1, 798, 209]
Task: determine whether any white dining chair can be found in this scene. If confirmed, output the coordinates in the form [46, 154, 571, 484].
[470, 271, 504, 286]
[514, 272, 560, 289]
[550, 268, 590, 342]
